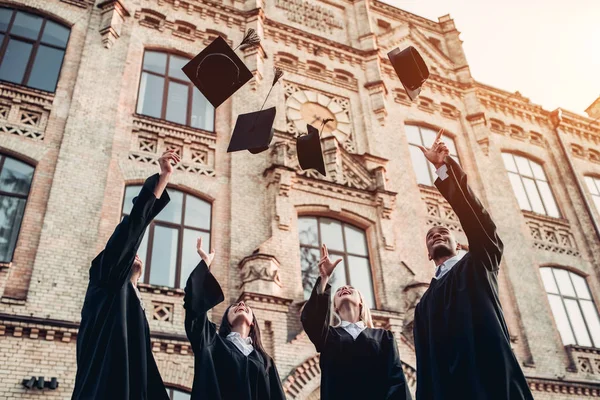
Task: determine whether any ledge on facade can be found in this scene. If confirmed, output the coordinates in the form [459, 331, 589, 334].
[565, 344, 600, 375]
[132, 114, 216, 144]
[237, 291, 294, 307]
[528, 376, 600, 397]
[522, 210, 571, 228]
[0, 81, 55, 110]
[0, 262, 11, 269]
[138, 283, 184, 297]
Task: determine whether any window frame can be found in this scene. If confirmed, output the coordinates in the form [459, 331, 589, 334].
[121, 185, 213, 289]
[541, 267, 600, 348]
[502, 152, 561, 218]
[0, 153, 34, 263]
[167, 387, 191, 399]
[135, 50, 215, 132]
[298, 216, 377, 308]
[584, 175, 600, 216]
[0, 7, 70, 92]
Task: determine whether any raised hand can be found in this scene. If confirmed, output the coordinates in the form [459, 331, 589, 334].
[416, 128, 449, 169]
[158, 150, 181, 175]
[318, 244, 342, 280]
[196, 237, 215, 268]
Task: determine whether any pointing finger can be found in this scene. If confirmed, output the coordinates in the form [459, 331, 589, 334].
[435, 128, 444, 143]
[416, 144, 428, 154]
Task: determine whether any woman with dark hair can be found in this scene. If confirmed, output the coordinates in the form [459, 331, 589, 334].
[301, 244, 412, 400]
[184, 238, 286, 400]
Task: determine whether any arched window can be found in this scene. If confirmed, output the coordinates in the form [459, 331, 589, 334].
[584, 176, 600, 215]
[167, 388, 190, 399]
[540, 267, 600, 348]
[501, 153, 560, 217]
[0, 7, 70, 92]
[0, 154, 34, 263]
[122, 186, 212, 288]
[405, 125, 460, 186]
[298, 216, 375, 308]
[136, 50, 214, 131]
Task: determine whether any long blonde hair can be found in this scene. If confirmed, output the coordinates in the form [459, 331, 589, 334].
[330, 287, 374, 328]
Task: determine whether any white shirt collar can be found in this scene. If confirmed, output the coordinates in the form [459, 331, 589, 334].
[226, 332, 254, 356]
[339, 320, 366, 340]
[434, 254, 461, 280]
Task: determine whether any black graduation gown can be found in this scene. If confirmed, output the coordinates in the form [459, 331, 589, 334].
[301, 278, 412, 400]
[413, 157, 533, 400]
[73, 174, 170, 400]
[183, 260, 286, 400]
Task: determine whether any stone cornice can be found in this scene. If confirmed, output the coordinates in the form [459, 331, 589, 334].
[0, 82, 54, 110]
[528, 377, 600, 396]
[237, 291, 294, 306]
[371, 1, 441, 32]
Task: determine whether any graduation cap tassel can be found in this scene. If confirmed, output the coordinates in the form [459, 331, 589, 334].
[235, 28, 261, 50]
[257, 68, 284, 114]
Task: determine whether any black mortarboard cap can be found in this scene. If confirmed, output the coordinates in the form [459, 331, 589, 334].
[387, 46, 429, 101]
[227, 107, 276, 154]
[182, 33, 258, 109]
[297, 124, 326, 176]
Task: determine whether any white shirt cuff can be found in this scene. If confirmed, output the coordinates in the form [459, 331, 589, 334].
[436, 164, 449, 181]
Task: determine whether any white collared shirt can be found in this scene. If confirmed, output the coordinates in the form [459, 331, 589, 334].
[339, 320, 366, 340]
[434, 254, 461, 280]
[227, 332, 254, 356]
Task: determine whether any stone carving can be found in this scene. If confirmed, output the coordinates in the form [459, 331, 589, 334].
[274, 0, 343, 34]
[152, 301, 174, 322]
[566, 345, 600, 376]
[524, 213, 579, 256]
[239, 253, 283, 296]
[0, 84, 50, 141]
[420, 186, 463, 233]
[275, 53, 358, 91]
[98, 0, 130, 49]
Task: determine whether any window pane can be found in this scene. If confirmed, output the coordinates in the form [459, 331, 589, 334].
[422, 128, 437, 148]
[0, 158, 34, 195]
[41, 20, 69, 47]
[593, 196, 600, 217]
[0, 39, 32, 84]
[28, 45, 64, 92]
[11, 12, 42, 40]
[122, 185, 143, 215]
[0, 8, 12, 32]
[166, 81, 189, 125]
[344, 224, 367, 256]
[548, 294, 576, 345]
[347, 255, 375, 309]
[515, 156, 533, 178]
[530, 162, 547, 181]
[298, 217, 318, 246]
[149, 226, 178, 287]
[328, 254, 346, 294]
[508, 173, 531, 211]
[540, 268, 559, 294]
[443, 136, 457, 156]
[168, 55, 189, 81]
[564, 298, 592, 347]
[180, 229, 210, 288]
[300, 247, 320, 299]
[522, 178, 545, 214]
[155, 190, 183, 224]
[537, 181, 560, 218]
[405, 125, 421, 145]
[0, 196, 26, 262]
[580, 300, 600, 348]
[191, 89, 214, 131]
[184, 196, 211, 230]
[143, 51, 167, 74]
[171, 390, 191, 400]
[570, 273, 592, 300]
[585, 177, 599, 195]
[409, 145, 433, 186]
[319, 219, 344, 252]
[502, 153, 518, 173]
[554, 269, 576, 297]
[137, 226, 149, 267]
[136, 72, 164, 119]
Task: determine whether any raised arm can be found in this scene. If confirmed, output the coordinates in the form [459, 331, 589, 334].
[89, 151, 179, 287]
[184, 238, 222, 351]
[300, 244, 342, 352]
[383, 331, 412, 400]
[419, 130, 503, 271]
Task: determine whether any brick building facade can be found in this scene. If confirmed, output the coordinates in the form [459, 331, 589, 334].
[0, 0, 599, 398]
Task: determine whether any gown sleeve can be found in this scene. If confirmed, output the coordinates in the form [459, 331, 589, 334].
[413, 307, 432, 400]
[89, 173, 170, 287]
[434, 157, 503, 271]
[383, 331, 412, 400]
[300, 276, 331, 352]
[183, 260, 225, 350]
[267, 358, 287, 400]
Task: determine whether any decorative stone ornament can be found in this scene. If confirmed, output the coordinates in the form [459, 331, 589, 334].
[98, 0, 130, 49]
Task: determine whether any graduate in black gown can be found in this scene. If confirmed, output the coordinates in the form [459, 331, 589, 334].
[301, 244, 412, 400]
[184, 237, 286, 400]
[413, 130, 533, 400]
[73, 151, 180, 400]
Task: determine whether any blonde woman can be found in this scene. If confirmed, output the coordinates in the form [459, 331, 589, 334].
[301, 244, 412, 400]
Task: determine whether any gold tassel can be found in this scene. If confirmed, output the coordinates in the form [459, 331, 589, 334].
[237, 28, 261, 49]
[272, 67, 284, 86]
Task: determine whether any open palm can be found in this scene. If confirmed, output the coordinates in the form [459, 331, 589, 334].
[196, 237, 215, 268]
[318, 244, 342, 279]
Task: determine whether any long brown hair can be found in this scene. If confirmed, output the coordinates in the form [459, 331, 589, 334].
[219, 305, 271, 369]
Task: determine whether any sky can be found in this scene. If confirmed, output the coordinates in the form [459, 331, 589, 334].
[383, 0, 600, 116]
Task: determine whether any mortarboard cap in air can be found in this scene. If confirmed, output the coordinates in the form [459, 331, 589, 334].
[387, 46, 429, 101]
[296, 120, 333, 176]
[182, 30, 261, 109]
[227, 68, 284, 154]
